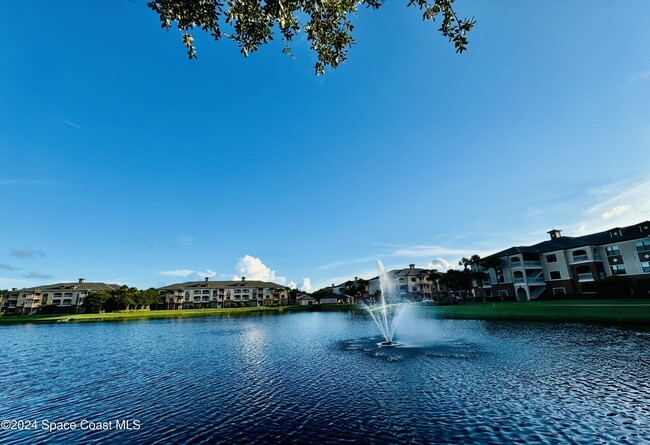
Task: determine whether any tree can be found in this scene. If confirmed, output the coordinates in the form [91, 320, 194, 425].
[135, 288, 162, 309]
[340, 278, 368, 301]
[83, 291, 111, 313]
[148, 0, 475, 74]
[427, 269, 441, 301]
[112, 286, 138, 311]
[311, 287, 333, 303]
[440, 268, 472, 303]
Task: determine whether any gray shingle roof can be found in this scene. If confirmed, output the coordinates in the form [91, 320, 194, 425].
[158, 280, 289, 291]
[16, 282, 122, 292]
[487, 221, 650, 259]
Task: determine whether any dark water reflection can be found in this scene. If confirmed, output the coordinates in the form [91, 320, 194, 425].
[0, 311, 648, 444]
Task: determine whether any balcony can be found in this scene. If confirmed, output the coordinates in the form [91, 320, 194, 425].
[578, 273, 594, 282]
[510, 261, 542, 269]
[514, 277, 546, 285]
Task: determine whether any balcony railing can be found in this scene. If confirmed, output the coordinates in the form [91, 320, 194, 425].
[578, 273, 594, 282]
[514, 277, 546, 285]
[511, 261, 542, 269]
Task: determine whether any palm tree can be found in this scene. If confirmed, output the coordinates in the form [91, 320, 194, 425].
[427, 269, 441, 302]
[480, 256, 503, 301]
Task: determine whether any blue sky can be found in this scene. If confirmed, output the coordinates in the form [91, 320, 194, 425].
[1, 1, 650, 291]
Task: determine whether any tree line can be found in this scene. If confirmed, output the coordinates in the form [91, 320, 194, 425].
[82, 286, 161, 313]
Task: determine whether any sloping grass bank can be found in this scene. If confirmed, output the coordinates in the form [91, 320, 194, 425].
[423, 299, 650, 323]
[0, 306, 298, 324]
[1, 301, 648, 324]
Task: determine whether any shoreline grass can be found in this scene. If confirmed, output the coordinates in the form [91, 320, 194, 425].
[422, 299, 650, 323]
[1, 300, 648, 325]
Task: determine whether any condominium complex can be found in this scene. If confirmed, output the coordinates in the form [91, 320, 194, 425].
[1, 279, 121, 314]
[477, 221, 650, 301]
[157, 277, 289, 309]
[367, 264, 434, 301]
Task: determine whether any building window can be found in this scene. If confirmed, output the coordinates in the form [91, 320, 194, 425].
[611, 264, 627, 275]
[398, 278, 406, 283]
[193, 290, 201, 295]
[411, 287, 417, 292]
[572, 250, 588, 262]
[605, 245, 621, 256]
[511, 257, 520, 263]
[642, 262, 650, 273]
[546, 254, 557, 263]
[635, 240, 650, 252]
[549, 271, 561, 280]
[498, 290, 508, 298]
[202, 290, 210, 294]
[410, 277, 416, 282]
[553, 288, 566, 295]
[399, 285, 406, 291]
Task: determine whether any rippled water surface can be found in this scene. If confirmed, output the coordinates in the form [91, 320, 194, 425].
[1, 310, 649, 444]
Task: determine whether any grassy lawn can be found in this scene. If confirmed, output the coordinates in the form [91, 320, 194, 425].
[0, 306, 300, 324]
[423, 299, 650, 323]
[1, 301, 648, 324]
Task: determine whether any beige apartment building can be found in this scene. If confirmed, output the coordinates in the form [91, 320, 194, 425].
[157, 277, 289, 309]
[367, 264, 435, 301]
[2, 279, 121, 314]
[477, 221, 650, 301]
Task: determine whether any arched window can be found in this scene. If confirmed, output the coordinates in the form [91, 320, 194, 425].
[513, 271, 524, 283]
[572, 250, 587, 261]
[511, 257, 521, 263]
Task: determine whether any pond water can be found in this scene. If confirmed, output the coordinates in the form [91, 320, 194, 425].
[0, 309, 649, 444]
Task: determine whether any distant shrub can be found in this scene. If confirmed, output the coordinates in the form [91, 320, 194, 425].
[39, 305, 75, 314]
[594, 276, 633, 298]
[633, 278, 650, 298]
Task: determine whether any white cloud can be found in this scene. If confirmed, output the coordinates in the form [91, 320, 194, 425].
[10, 248, 45, 258]
[601, 205, 631, 220]
[158, 269, 195, 277]
[288, 281, 297, 289]
[234, 255, 286, 284]
[391, 245, 475, 258]
[628, 69, 650, 86]
[571, 175, 650, 234]
[0, 277, 32, 287]
[24, 272, 52, 279]
[422, 258, 458, 272]
[301, 277, 312, 292]
[157, 268, 216, 278]
[62, 119, 82, 130]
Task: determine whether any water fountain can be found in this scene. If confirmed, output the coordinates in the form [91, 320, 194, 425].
[361, 260, 410, 347]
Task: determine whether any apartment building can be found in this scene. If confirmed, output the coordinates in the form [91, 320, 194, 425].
[157, 277, 290, 309]
[477, 221, 650, 301]
[367, 264, 434, 301]
[1, 279, 121, 314]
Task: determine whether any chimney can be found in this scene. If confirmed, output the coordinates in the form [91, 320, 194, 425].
[12, 288, 17, 291]
[78, 278, 85, 284]
[354, 277, 358, 283]
[332, 283, 335, 288]
[205, 277, 209, 282]
[241, 276, 246, 282]
[547, 229, 562, 240]
[409, 264, 415, 270]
